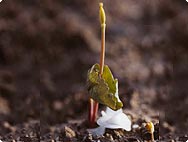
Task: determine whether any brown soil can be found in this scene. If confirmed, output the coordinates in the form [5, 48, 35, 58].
[0, 0, 188, 141]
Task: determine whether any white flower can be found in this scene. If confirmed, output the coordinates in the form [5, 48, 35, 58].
[97, 107, 131, 130]
[88, 107, 131, 136]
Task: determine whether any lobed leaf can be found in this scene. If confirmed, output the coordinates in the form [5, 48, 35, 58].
[87, 64, 123, 110]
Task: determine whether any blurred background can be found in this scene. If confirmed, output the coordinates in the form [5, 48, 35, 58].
[0, 0, 188, 137]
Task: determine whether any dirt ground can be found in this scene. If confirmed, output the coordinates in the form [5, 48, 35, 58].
[0, 0, 188, 141]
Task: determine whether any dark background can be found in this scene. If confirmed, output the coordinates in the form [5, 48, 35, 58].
[0, 0, 188, 137]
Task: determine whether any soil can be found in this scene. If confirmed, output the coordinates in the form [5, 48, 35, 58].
[0, 0, 188, 141]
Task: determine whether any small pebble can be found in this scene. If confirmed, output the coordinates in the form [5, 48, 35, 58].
[64, 126, 76, 138]
[132, 124, 139, 129]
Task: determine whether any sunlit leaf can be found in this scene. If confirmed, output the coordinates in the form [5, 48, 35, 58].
[87, 64, 123, 110]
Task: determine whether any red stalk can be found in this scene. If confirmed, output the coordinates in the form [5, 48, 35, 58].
[89, 3, 106, 127]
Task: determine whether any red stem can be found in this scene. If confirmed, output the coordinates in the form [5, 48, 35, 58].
[89, 4, 106, 127]
[89, 99, 98, 127]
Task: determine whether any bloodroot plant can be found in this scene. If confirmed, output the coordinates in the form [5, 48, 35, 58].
[87, 3, 131, 135]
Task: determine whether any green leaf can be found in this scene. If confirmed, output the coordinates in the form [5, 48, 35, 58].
[88, 64, 100, 84]
[87, 64, 123, 110]
[102, 65, 117, 95]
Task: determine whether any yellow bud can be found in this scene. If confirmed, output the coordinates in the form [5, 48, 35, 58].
[145, 122, 154, 133]
[99, 2, 106, 26]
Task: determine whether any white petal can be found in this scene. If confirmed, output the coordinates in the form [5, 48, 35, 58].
[97, 108, 119, 125]
[97, 111, 131, 131]
[97, 113, 111, 126]
[101, 110, 106, 116]
[104, 113, 131, 131]
[105, 107, 122, 115]
[97, 107, 131, 131]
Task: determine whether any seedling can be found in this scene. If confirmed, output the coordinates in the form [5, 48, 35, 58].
[87, 3, 123, 127]
[145, 122, 155, 141]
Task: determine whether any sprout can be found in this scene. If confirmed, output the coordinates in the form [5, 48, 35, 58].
[87, 3, 128, 131]
[145, 122, 155, 141]
[88, 2, 107, 127]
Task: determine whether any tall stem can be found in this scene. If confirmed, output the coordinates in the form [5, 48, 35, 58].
[89, 3, 106, 127]
[99, 24, 106, 76]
